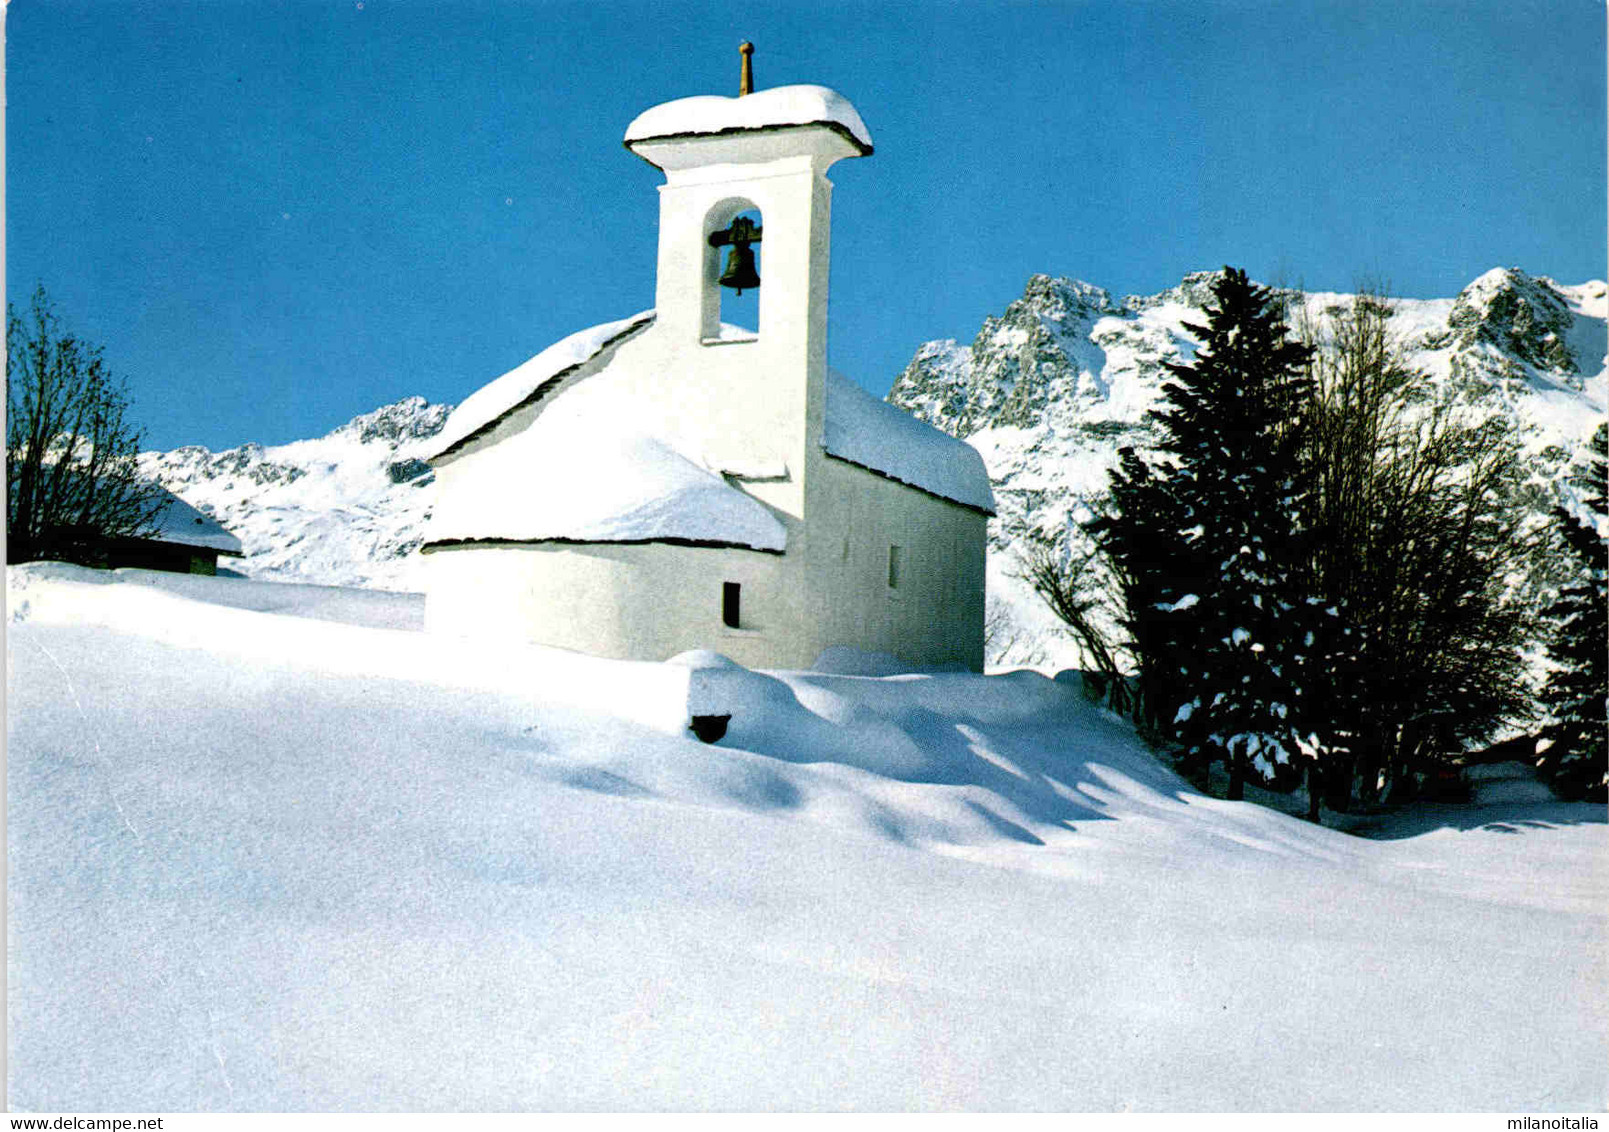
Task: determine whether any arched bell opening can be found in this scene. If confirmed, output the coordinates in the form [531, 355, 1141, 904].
[702, 199, 762, 343]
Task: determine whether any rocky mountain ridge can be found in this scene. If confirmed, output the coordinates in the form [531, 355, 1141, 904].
[893, 266, 1602, 529]
[140, 397, 451, 590]
[888, 266, 1605, 665]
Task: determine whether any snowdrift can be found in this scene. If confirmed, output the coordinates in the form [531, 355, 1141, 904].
[7, 565, 1606, 1111]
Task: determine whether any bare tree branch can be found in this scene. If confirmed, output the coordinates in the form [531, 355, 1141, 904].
[7, 285, 163, 565]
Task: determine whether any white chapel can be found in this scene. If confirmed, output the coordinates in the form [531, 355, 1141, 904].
[420, 47, 993, 670]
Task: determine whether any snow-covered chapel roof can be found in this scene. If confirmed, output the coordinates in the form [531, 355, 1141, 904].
[430, 312, 656, 461]
[430, 312, 994, 530]
[624, 85, 873, 158]
[426, 430, 789, 553]
[823, 370, 994, 514]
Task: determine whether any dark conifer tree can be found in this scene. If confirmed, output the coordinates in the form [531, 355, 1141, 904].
[1538, 423, 1607, 802]
[1095, 268, 1320, 799]
[1090, 445, 1208, 746]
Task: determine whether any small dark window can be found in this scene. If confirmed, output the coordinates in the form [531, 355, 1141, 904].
[887, 545, 902, 589]
[722, 582, 741, 628]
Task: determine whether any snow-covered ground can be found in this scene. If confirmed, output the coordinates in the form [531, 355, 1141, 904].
[7, 564, 1606, 1111]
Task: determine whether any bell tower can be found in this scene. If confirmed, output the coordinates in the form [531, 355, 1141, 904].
[623, 46, 873, 516]
[625, 44, 871, 345]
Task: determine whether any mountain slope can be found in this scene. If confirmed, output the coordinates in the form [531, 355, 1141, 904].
[139, 397, 451, 590]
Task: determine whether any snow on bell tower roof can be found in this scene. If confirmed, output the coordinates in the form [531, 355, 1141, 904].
[625, 85, 873, 155]
[624, 44, 872, 166]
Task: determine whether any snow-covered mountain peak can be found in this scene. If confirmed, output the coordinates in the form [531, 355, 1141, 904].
[331, 395, 453, 445]
[1445, 266, 1584, 375]
[887, 274, 1132, 439]
[1126, 268, 1233, 315]
[895, 266, 1605, 442]
[1017, 273, 1122, 323]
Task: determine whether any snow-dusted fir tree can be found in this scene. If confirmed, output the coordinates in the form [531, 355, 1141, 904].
[1100, 268, 1318, 800]
[1538, 423, 1607, 802]
[1091, 446, 1209, 746]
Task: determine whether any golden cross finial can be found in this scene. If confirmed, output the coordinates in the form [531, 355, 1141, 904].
[739, 41, 754, 96]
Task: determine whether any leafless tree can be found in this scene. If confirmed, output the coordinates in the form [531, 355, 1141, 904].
[1022, 538, 1135, 715]
[7, 286, 163, 565]
[1297, 289, 1533, 806]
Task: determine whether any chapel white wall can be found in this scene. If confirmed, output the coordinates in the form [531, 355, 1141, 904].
[799, 455, 988, 671]
[421, 462, 986, 672]
[424, 429, 987, 671]
[421, 540, 801, 670]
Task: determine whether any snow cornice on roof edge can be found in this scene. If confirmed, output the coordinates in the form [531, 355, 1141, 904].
[822, 369, 996, 515]
[429, 312, 656, 463]
[424, 432, 790, 553]
[624, 85, 873, 164]
[420, 535, 785, 556]
[821, 451, 995, 517]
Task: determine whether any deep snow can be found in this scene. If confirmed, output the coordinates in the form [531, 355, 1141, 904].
[7, 564, 1605, 1111]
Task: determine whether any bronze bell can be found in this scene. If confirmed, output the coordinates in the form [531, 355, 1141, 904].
[718, 243, 761, 294]
[710, 216, 762, 294]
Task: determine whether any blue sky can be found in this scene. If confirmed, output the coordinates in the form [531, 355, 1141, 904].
[7, 0, 1605, 450]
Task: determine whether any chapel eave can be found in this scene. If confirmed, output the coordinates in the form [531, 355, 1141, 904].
[429, 312, 656, 465]
[623, 120, 873, 170]
[420, 535, 786, 556]
[820, 451, 997, 517]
